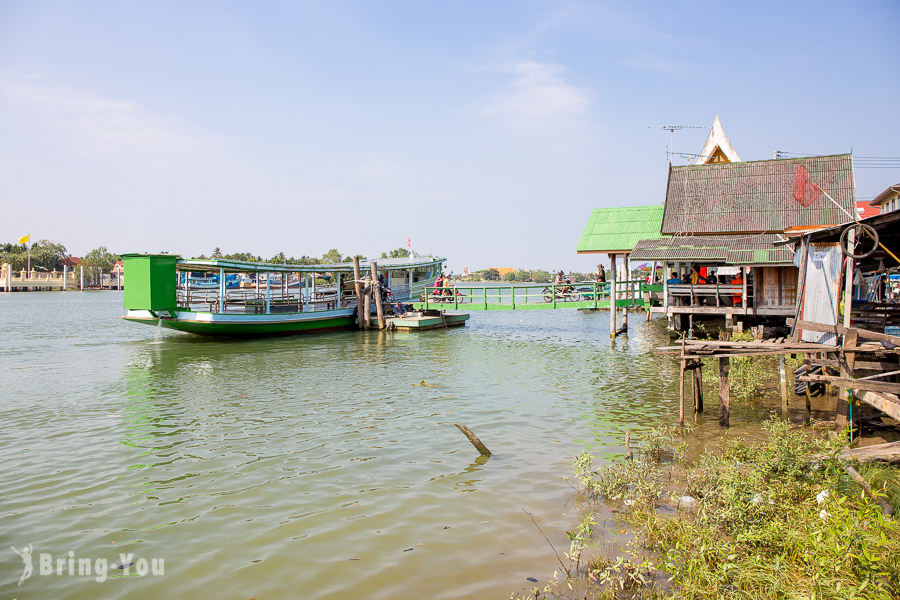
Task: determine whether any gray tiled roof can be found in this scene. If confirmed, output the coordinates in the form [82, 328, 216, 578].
[629, 234, 793, 265]
[661, 154, 856, 235]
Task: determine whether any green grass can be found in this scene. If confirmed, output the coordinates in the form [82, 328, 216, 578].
[528, 420, 900, 600]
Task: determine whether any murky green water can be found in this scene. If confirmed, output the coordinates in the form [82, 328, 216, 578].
[1, 293, 782, 599]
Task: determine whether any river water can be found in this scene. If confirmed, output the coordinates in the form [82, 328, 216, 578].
[1, 292, 782, 599]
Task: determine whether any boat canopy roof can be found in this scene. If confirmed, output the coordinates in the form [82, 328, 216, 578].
[173, 255, 446, 274]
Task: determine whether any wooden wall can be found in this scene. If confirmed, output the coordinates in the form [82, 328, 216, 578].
[755, 266, 798, 307]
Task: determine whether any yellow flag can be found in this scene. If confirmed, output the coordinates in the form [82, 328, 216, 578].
[18, 234, 29, 244]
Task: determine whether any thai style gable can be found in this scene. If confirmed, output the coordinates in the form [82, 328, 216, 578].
[695, 115, 741, 164]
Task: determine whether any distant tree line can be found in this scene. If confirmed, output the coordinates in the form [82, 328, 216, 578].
[1, 240, 68, 272]
[456, 268, 589, 283]
[1, 240, 424, 279]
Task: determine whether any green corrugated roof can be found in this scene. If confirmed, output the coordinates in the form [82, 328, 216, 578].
[576, 205, 665, 253]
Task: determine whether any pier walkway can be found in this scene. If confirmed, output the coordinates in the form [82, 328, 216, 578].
[410, 280, 652, 311]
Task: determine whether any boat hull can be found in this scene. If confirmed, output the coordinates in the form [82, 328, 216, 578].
[123, 309, 355, 337]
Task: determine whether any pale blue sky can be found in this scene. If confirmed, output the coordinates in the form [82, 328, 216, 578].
[1, 1, 898, 272]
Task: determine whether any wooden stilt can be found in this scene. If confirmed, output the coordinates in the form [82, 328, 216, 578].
[679, 335, 686, 426]
[805, 387, 812, 425]
[609, 254, 617, 339]
[370, 262, 386, 330]
[835, 329, 858, 431]
[694, 365, 703, 413]
[352, 257, 365, 330]
[363, 276, 372, 329]
[719, 356, 730, 427]
[779, 354, 788, 418]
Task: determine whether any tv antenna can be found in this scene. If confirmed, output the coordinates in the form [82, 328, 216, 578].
[649, 125, 703, 161]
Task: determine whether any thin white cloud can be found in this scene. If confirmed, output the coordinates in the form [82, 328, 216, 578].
[483, 60, 589, 128]
[620, 52, 690, 75]
[0, 78, 226, 164]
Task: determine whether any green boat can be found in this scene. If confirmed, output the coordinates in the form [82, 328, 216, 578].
[122, 254, 445, 336]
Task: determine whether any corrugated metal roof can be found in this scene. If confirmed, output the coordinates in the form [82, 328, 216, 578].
[576, 205, 664, 253]
[629, 234, 793, 265]
[661, 154, 856, 235]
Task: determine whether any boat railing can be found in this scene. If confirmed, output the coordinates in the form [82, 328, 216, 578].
[390, 283, 411, 300]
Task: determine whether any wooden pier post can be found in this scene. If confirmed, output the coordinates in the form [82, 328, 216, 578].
[363, 276, 372, 329]
[352, 256, 365, 330]
[678, 335, 686, 426]
[693, 364, 703, 413]
[719, 357, 730, 427]
[370, 262, 385, 329]
[609, 253, 617, 339]
[835, 329, 858, 431]
[779, 354, 788, 418]
[80, 265, 84, 291]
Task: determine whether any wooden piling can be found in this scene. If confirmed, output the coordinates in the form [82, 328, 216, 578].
[779, 354, 788, 418]
[679, 335, 686, 426]
[835, 329, 858, 430]
[363, 276, 372, 329]
[352, 257, 365, 330]
[609, 254, 617, 339]
[693, 364, 703, 413]
[625, 432, 633, 461]
[370, 262, 385, 330]
[455, 423, 491, 457]
[718, 356, 730, 427]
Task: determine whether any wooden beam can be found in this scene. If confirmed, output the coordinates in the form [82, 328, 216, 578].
[807, 358, 899, 371]
[788, 318, 900, 347]
[798, 374, 900, 396]
[840, 440, 900, 464]
[856, 390, 900, 423]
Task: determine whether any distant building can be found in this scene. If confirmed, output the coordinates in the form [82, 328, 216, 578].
[869, 183, 900, 214]
[857, 201, 880, 219]
[64, 256, 83, 268]
[491, 267, 516, 277]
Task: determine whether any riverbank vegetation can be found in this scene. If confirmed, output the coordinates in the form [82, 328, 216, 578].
[516, 421, 900, 599]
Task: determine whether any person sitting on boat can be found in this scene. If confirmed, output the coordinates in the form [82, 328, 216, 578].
[394, 302, 408, 317]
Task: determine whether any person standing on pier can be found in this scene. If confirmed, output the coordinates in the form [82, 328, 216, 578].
[595, 264, 606, 282]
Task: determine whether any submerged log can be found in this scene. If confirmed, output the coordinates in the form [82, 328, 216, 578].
[455, 423, 492, 457]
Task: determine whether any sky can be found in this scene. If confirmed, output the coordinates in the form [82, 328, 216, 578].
[1, 1, 898, 273]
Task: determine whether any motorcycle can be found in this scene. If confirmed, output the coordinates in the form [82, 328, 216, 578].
[542, 284, 582, 303]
